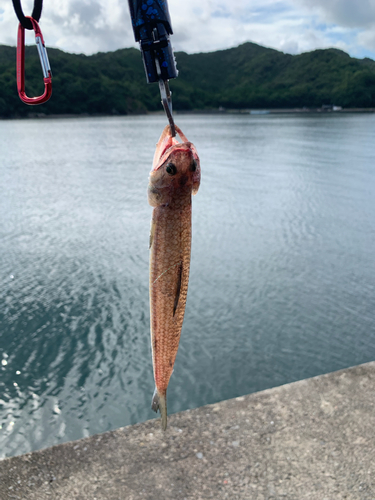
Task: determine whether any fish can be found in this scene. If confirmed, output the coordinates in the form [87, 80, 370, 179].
[148, 124, 201, 430]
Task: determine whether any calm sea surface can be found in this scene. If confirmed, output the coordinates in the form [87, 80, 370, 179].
[0, 113, 374, 458]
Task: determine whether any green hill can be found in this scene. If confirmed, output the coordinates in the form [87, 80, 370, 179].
[1, 42, 375, 117]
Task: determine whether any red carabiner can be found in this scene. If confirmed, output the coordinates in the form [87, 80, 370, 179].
[17, 16, 52, 105]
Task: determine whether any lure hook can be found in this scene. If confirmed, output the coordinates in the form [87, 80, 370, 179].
[155, 57, 176, 137]
[159, 78, 176, 138]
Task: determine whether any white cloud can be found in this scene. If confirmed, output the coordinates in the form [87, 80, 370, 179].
[0, 0, 374, 59]
[358, 29, 375, 54]
[293, 0, 375, 28]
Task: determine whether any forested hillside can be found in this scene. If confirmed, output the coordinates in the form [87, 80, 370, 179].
[1, 42, 375, 117]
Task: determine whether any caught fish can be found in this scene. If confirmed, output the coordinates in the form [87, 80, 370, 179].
[148, 124, 201, 430]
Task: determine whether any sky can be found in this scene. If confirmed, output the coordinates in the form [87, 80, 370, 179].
[0, 0, 375, 60]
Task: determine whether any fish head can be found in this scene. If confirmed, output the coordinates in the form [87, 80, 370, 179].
[148, 125, 201, 207]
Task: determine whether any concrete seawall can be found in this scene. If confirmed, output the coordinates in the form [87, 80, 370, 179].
[1, 362, 374, 499]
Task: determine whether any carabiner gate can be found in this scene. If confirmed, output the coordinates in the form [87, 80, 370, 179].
[17, 16, 52, 105]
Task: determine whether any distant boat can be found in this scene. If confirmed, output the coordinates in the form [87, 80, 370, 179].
[250, 110, 270, 115]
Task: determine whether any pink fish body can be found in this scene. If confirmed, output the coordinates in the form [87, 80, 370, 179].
[148, 125, 201, 430]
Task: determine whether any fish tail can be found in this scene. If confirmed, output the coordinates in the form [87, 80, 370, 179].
[151, 387, 167, 431]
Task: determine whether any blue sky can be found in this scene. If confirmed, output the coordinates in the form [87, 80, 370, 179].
[0, 0, 374, 60]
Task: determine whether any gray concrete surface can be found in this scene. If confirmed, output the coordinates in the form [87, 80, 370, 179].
[1, 362, 374, 500]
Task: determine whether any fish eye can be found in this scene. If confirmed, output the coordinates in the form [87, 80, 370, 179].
[166, 163, 177, 175]
[191, 159, 197, 172]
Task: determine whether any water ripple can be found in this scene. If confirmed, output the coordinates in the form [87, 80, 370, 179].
[1, 114, 375, 457]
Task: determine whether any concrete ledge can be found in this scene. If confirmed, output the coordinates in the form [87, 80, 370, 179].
[1, 362, 375, 499]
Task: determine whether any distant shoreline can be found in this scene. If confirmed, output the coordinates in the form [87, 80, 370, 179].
[175, 107, 375, 115]
[1, 107, 375, 120]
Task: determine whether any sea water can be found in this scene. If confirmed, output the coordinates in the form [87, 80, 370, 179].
[1, 113, 374, 457]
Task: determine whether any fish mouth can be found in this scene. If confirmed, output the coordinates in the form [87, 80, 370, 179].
[152, 125, 191, 171]
[155, 144, 193, 171]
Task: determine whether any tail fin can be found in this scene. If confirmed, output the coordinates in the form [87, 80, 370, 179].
[151, 387, 167, 431]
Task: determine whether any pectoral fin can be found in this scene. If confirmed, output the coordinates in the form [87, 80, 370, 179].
[173, 263, 183, 316]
